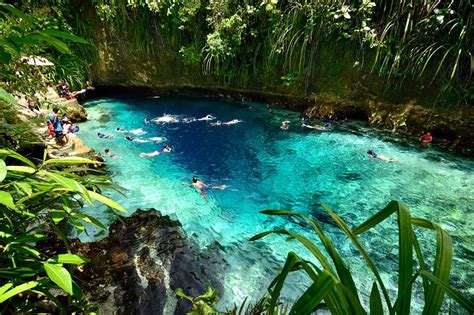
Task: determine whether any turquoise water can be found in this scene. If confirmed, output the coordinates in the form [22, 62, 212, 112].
[79, 96, 473, 311]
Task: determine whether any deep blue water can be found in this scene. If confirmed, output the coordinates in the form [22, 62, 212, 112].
[78, 96, 473, 311]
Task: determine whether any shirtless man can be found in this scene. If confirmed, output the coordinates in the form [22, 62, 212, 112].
[182, 177, 226, 202]
[367, 149, 399, 162]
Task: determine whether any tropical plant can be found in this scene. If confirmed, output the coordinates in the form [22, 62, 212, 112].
[0, 2, 88, 101]
[250, 201, 474, 314]
[0, 149, 126, 313]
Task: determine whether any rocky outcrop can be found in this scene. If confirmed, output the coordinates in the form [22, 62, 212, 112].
[72, 209, 226, 315]
[304, 90, 474, 153]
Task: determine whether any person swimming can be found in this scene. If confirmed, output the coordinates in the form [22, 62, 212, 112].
[98, 132, 113, 139]
[104, 148, 120, 159]
[144, 118, 151, 124]
[182, 176, 226, 202]
[222, 119, 243, 125]
[117, 128, 147, 135]
[196, 114, 216, 121]
[419, 132, 433, 143]
[210, 120, 222, 126]
[139, 144, 172, 157]
[367, 149, 399, 162]
[280, 120, 290, 130]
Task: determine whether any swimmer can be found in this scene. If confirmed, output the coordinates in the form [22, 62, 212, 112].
[144, 118, 151, 124]
[117, 128, 147, 135]
[182, 117, 196, 123]
[210, 120, 222, 126]
[301, 120, 327, 131]
[182, 177, 226, 202]
[152, 114, 180, 124]
[97, 132, 113, 139]
[124, 135, 149, 143]
[280, 120, 290, 130]
[222, 119, 243, 125]
[104, 148, 120, 159]
[149, 136, 167, 142]
[196, 114, 216, 121]
[367, 149, 399, 162]
[419, 132, 432, 143]
[139, 144, 172, 157]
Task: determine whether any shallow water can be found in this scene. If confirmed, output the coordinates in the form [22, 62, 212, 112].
[78, 96, 473, 312]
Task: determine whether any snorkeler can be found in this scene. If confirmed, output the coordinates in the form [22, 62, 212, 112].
[222, 119, 243, 125]
[144, 118, 151, 124]
[104, 148, 120, 159]
[139, 144, 172, 157]
[280, 120, 290, 130]
[210, 120, 222, 126]
[117, 127, 147, 135]
[367, 149, 399, 162]
[196, 114, 216, 121]
[301, 119, 327, 131]
[98, 132, 113, 139]
[182, 177, 226, 202]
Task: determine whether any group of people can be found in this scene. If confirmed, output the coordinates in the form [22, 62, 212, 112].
[48, 107, 79, 145]
[97, 126, 173, 158]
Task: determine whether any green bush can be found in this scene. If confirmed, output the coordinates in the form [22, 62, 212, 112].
[0, 149, 126, 313]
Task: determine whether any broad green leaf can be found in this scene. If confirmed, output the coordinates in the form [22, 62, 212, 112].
[0, 283, 13, 296]
[268, 252, 302, 314]
[49, 254, 89, 265]
[43, 157, 102, 166]
[370, 282, 384, 314]
[50, 209, 67, 224]
[396, 202, 414, 314]
[0, 159, 6, 182]
[12, 233, 47, 243]
[0, 281, 39, 303]
[0, 149, 35, 167]
[0, 3, 30, 21]
[43, 171, 92, 204]
[15, 182, 32, 196]
[88, 190, 127, 213]
[0, 87, 18, 106]
[43, 263, 73, 295]
[15, 245, 41, 258]
[0, 191, 17, 210]
[43, 29, 89, 44]
[176, 288, 194, 302]
[30, 33, 70, 54]
[6, 165, 36, 173]
[290, 270, 335, 315]
[72, 212, 106, 229]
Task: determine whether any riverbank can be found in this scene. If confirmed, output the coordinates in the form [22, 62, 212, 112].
[9, 87, 97, 160]
[91, 85, 474, 156]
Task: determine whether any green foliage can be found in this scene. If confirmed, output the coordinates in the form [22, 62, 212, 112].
[0, 149, 127, 313]
[68, 0, 471, 105]
[0, 3, 89, 99]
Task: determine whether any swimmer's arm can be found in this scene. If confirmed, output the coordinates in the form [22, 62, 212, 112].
[181, 182, 192, 187]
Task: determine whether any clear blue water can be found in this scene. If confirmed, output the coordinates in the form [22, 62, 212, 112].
[78, 96, 473, 311]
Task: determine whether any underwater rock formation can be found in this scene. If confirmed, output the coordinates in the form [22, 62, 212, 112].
[73, 209, 226, 315]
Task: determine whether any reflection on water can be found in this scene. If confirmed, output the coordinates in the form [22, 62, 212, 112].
[79, 96, 473, 312]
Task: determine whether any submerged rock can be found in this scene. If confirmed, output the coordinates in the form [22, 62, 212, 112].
[73, 209, 226, 315]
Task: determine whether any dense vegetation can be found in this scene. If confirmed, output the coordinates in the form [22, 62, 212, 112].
[17, 0, 472, 106]
[0, 151, 126, 313]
